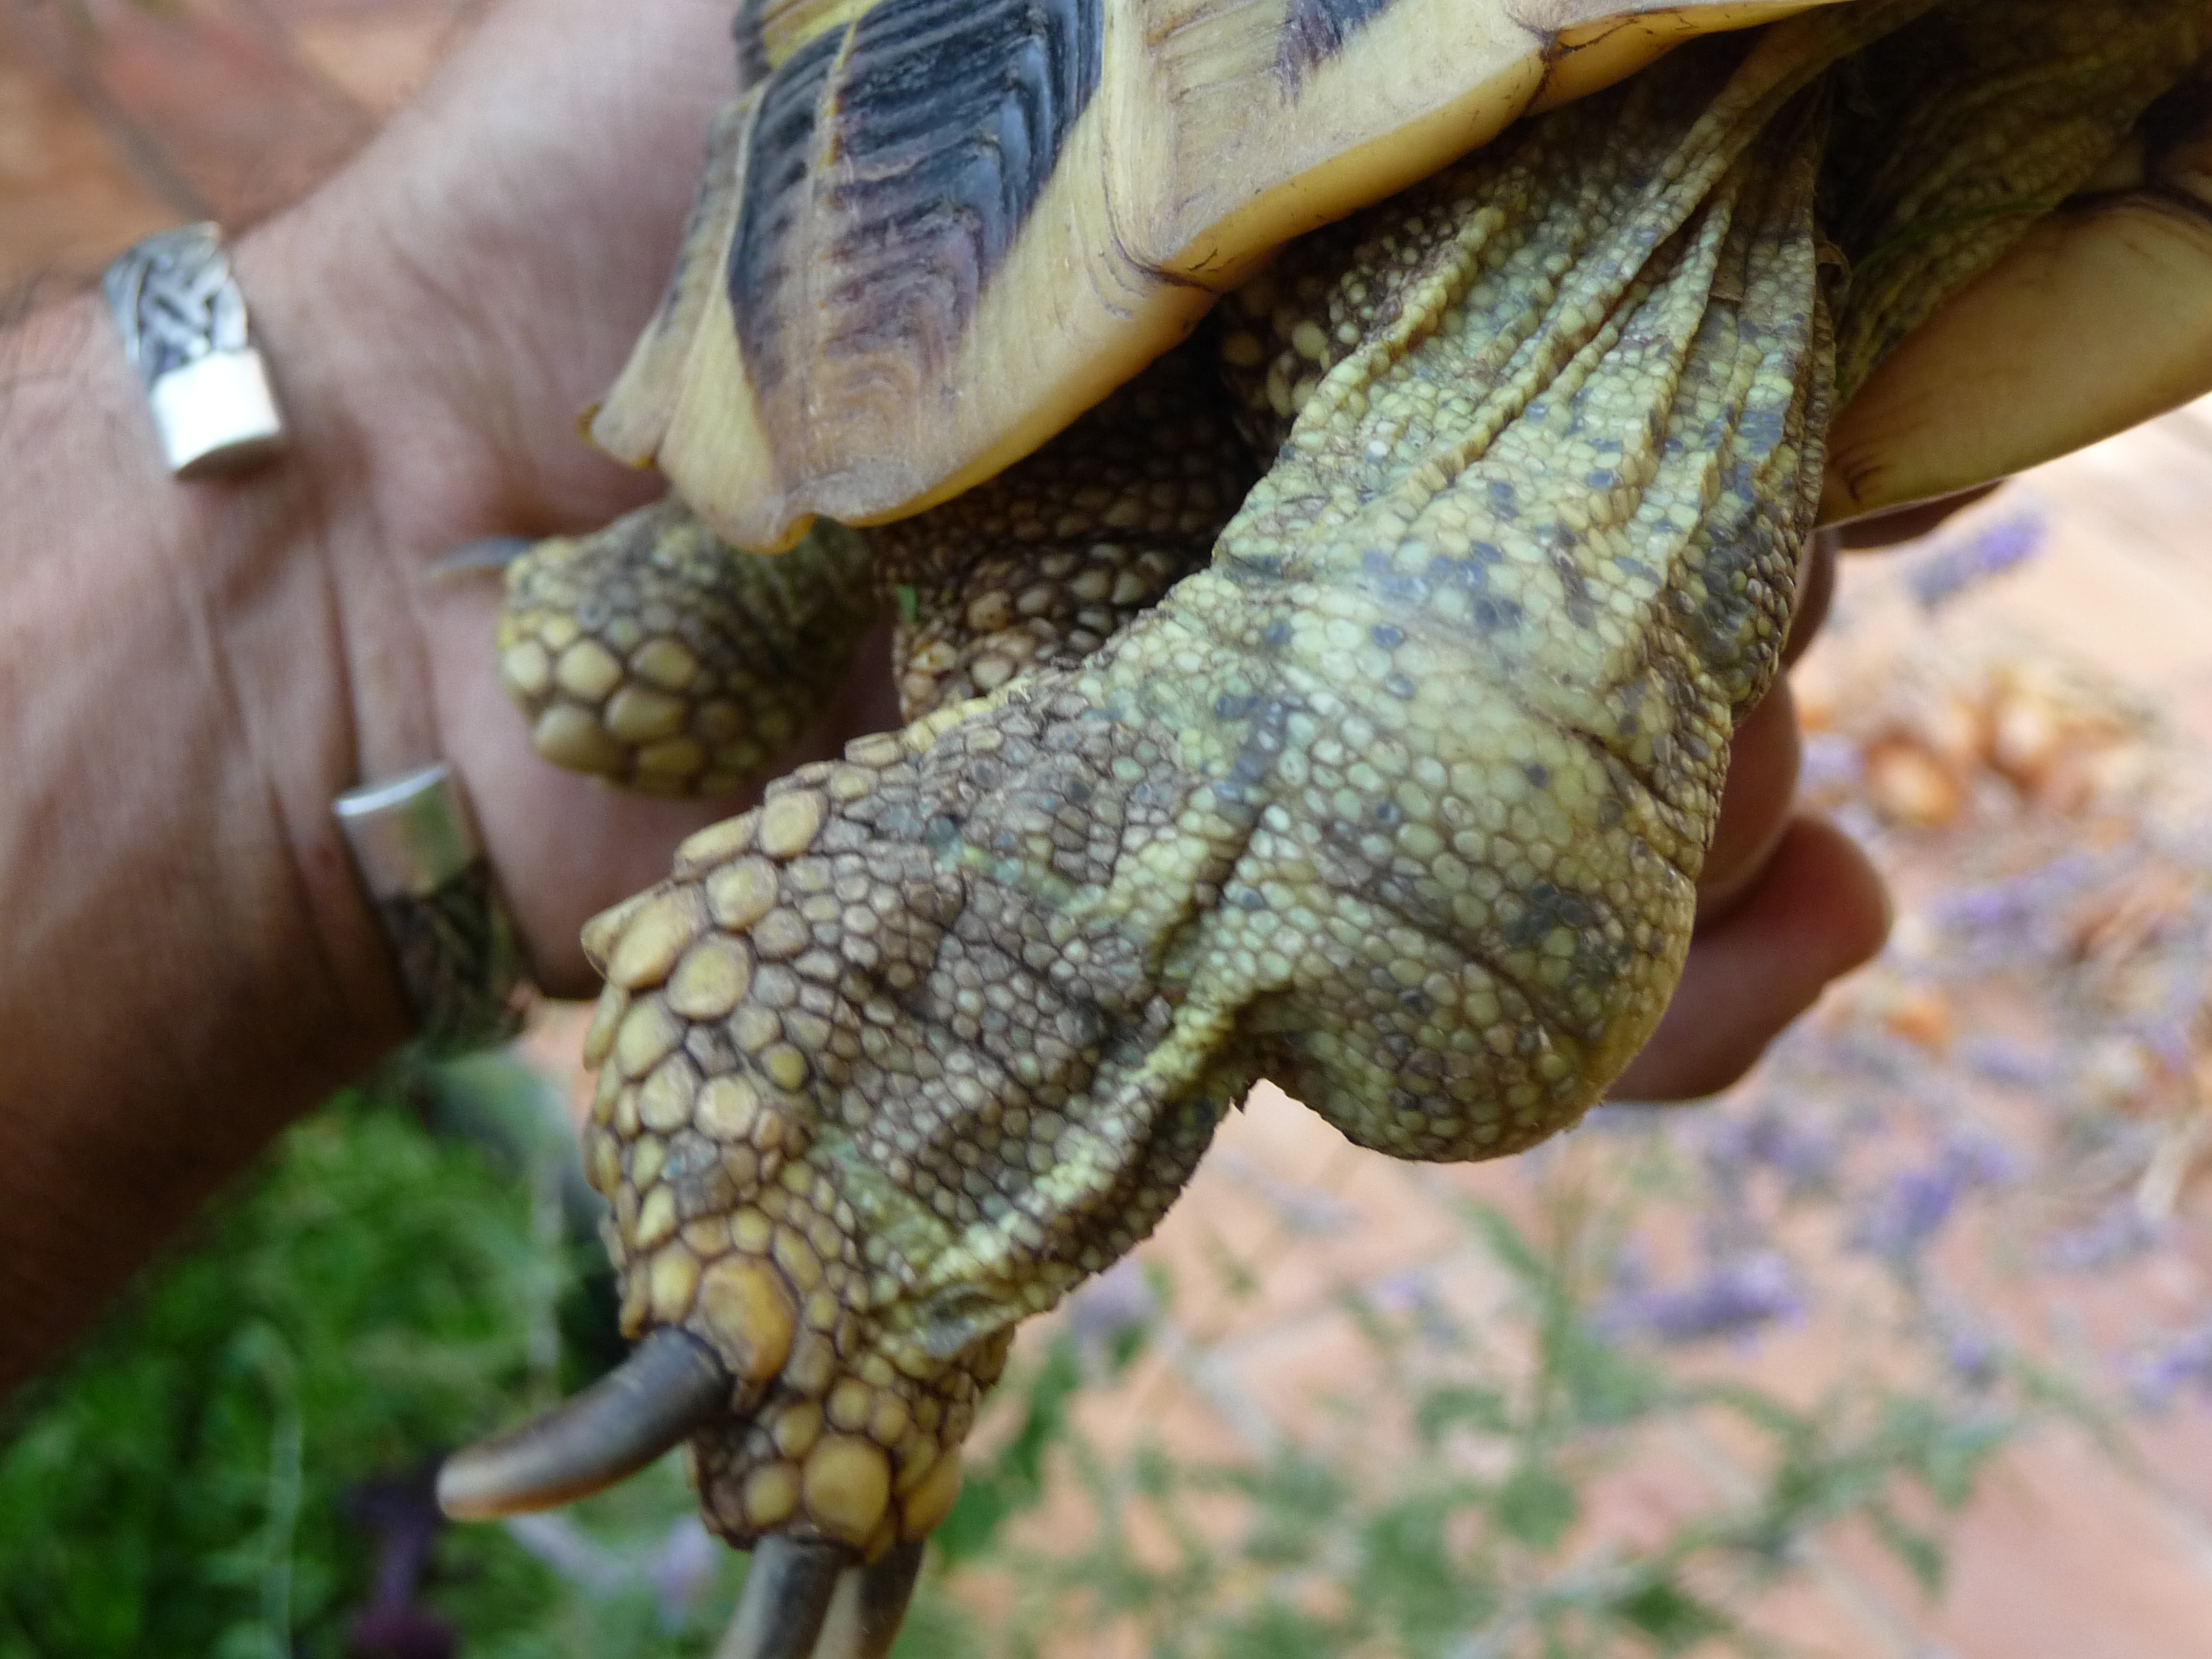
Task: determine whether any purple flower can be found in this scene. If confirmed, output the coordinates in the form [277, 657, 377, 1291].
[649, 1517, 722, 1629]
[1584, 1099, 1674, 1130]
[1929, 853, 2102, 958]
[1600, 1250, 1803, 1345]
[1368, 1267, 1435, 1316]
[1832, 800, 1887, 851]
[1860, 1168, 1970, 1257]
[1946, 1130, 2023, 1187]
[1956, 1036, 2064, 1090]
[1938, 1318, 2005, 1389]
[1850, 1134, 2018, 1262]
[2127, 1320, 2212, 1409]
[1799, 731, 1865, 798]
[503, 1513, 630, 1598]
[342, 1469, 457, 1659]
[1908, 512, 2046, 609]
[2043, 1197, 2167, 1273]
[1703, 1103, 1838, 1194]
[348, 1607, 455, 1659]
[1067, 1258, 1158, 1359]
[499, 1511, 729, 1630]
[2129, 1008, 2198, 1078]
[1946, 1336, 1999, 1397]
[1366, 1265, 1468, 1347]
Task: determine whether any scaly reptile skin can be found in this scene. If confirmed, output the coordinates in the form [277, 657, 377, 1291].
[560, 0, 2202, 1557]
[499, 504, 878, 795]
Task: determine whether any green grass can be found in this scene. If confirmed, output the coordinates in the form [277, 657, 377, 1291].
[0, 1080, 583, 1657]
[0, 1054, 2105, 1658]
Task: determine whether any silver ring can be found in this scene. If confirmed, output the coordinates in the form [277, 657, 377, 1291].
[335, 763, 533, 1056]
[104, 222, 288, 477]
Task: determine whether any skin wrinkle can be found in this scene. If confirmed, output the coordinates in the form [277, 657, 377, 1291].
[142, 358, 384, 1030]
[2132, 180, 2212, 226]
[5, 326, 318, 1031]
[1305, 861, 1584, 1055]
[0, 293, 390, 1388]
[226, 232, 445, 1002]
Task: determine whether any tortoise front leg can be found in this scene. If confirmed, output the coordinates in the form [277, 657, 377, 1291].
[442, 9, 2212, 1658]
[497, 496, 878, 797]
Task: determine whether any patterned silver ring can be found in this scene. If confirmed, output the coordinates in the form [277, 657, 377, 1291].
[104, 221, 288, 477]
[335, 763, 533, 1056]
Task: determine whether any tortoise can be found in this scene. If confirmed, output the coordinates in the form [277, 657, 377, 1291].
[448, 0, 2212, 1652]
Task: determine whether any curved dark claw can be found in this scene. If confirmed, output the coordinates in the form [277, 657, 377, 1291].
[429, 534, 536, 577]
[437, 1328, 728, 1519]
[716, 1536, 849, 1659]
[811, 1541, 927, 1659]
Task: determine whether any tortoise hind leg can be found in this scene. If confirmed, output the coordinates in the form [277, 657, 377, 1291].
[499, 495, 879, 796]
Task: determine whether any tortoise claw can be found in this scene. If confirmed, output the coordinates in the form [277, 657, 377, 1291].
[811, 1540, 926, 1659]
[429, 534, 535, 576]
[715, 1536, 848, 1659]
[437, 1328, 728, 1519]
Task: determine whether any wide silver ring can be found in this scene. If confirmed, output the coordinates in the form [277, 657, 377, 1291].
[104, 222, 288, 477]
[335, 763, 533, 1057]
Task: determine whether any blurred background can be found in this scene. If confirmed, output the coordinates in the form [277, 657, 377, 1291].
[11, 3, 2212, 1654]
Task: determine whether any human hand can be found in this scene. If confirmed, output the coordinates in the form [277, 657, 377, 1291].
[0, 1, 785, 1380]
[1614, 500, 1994, 1103]
[237, 0, 904, 995]
[1613, 673, 1891, 1102]
[317, 0, 745, 529]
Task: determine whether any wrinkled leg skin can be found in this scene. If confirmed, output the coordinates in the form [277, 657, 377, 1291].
[577, 26, 1841, 1561]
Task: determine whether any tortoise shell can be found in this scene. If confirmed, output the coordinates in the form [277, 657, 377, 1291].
[591, 0, 1841, 551]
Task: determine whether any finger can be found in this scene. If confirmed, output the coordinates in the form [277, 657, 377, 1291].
[718, 1538, 849, 1659]
[1610, 815, 1890, 1102]
[1832, 482, 2004, 550]
[1696, 676, 1803, 925]
[810, 1542, 928, 1659]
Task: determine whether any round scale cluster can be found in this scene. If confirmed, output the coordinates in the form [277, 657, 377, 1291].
[499, 500, 876, 796]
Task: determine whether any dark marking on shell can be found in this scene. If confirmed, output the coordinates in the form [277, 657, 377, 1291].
[734, 0, 773, 87]
[1277, 0, 1396, 89]
[817, 0, 1107, 370]
[652, 102, 751, 330]
[730, 24, 848, 394]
